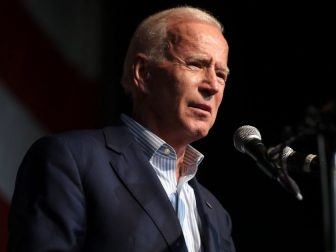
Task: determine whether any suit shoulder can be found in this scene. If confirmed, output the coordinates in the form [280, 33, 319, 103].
[32, 128, 104, 147]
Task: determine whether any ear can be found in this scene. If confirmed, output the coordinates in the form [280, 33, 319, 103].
[133, 53, 150, 94]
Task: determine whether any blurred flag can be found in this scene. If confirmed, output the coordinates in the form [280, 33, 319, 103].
[0, 0, 104, 250]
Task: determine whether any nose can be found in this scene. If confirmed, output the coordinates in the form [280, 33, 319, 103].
[199, 68, 220, 97]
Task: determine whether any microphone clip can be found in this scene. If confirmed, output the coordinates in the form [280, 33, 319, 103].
[267, 144, 303, 200]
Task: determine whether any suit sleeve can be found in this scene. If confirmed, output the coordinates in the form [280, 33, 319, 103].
[7, 136, 86, 252]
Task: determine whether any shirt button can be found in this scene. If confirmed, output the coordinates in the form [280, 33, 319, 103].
[164, 148, 170, 155]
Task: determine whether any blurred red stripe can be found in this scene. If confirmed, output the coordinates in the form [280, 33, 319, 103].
[0, 0, 100, 132]
[0, 1, 101, 251]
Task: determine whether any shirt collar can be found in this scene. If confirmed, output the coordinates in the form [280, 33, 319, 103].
[120, 113, 204, 167]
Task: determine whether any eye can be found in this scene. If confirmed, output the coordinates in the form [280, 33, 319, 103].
[216, 71, 229, 84]
[187, 60, 203, 70]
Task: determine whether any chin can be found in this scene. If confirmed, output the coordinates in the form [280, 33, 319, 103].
[190, 126, 211, 140]
[183, 118, 213, 140]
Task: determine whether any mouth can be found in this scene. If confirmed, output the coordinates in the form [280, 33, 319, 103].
[189, 103, 212, 114]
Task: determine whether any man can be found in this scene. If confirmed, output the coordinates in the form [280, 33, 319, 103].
[7, 6, 235, 252]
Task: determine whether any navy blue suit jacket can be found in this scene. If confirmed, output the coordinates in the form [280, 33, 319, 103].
[8, 122, 235, 252]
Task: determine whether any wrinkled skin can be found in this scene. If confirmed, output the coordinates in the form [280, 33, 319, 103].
[133, 21, 229, 156]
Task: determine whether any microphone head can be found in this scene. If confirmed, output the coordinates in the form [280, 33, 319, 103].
[233, 125, 262, 154]
[281, 146, 295, 161]
[267, 145, 294, 167]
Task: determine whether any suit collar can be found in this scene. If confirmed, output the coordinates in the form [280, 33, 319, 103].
[103, 123, 224, 251]
[103, 124, 187, 251]
[103, 121, 133, 154]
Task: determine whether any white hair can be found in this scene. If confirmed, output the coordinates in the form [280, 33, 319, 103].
[121, 6, 224, 95]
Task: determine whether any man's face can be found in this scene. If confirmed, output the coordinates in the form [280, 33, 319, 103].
[140, 21, 229, 146]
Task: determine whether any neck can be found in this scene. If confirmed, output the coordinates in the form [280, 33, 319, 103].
[176, 153, 185, 181]
[132, 110, 189, 155]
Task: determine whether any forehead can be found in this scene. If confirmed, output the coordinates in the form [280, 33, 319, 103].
[167, 21, 229, 63]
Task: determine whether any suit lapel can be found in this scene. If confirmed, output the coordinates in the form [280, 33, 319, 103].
[103, 125, 187, 250]
[189, 179, 219, 252]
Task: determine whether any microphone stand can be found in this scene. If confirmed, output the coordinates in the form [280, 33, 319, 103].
[284, 103, 336, 251]
[316, 126, 336, 252]
[303, 105, 336, 252]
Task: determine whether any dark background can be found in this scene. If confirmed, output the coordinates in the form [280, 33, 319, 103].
[102, 1, 335, 251]
[2, 0, 335, 251]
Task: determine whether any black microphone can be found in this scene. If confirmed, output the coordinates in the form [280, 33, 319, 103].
[233, 125, 303, 200]
[280, 146, 319, 174]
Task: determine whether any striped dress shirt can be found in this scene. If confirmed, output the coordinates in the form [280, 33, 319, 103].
[121, 114, 204, 252]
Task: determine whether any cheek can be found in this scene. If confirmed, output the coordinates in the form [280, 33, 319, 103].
[215, 91, 224, 107]
[151, 81, 182, 109]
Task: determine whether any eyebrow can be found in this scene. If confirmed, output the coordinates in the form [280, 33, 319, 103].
[185, 55, 229, 73]
[222, 67, 230, 75]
